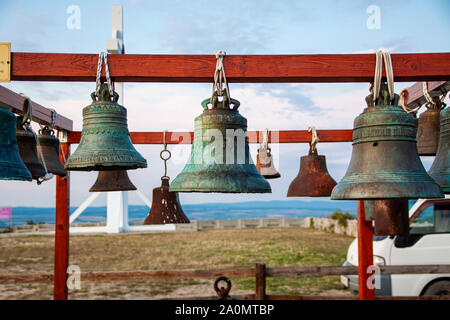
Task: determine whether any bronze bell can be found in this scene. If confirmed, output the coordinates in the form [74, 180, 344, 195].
[256, 129, 280, 179]
[365, 200, 410, 237]
[287, 144, 337, 197]
[65, 84, 147, 171]
[89, 170, 137, 192]
[16, 116, 47, 180]
[37, 127, 67, 177]
[428, 106, 450, 193]
[0, 106, 32, 181]
[144, 178, 190, 224]
[416, 98, 444, 156]
[331, 83, 444, 200]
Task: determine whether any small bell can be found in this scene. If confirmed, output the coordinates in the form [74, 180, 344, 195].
[428, 106, 450, 193]
[89, 170, 137, 192]
[331, 83, 443, 200]
[365, 199, 410, 236]
[16, 116, 47, 181]
[144, 135, 189, 224]
[287, 127, 336, 197]
[416, 97, 444, 156]
[256, 129, 280, 179]
[0, 106, 32, 181]
[144, 178, 190, 224]
[37, 127, 67, 177]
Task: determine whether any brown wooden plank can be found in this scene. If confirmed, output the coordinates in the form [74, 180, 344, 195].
[0, 85, 73, 131]
[255, 263, 266, 300]
[53, 142, 70, 300]
[66, 130, 353, 144]
[404, 81, 450, 108]
[11, 52, 450, 83]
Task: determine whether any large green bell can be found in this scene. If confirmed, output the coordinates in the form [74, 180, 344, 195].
[65, 84, 147, 171]
[169, 90, 271, 193]
[0, 106, 32, 181]
[331, 83, 443, 200]
[428, 107, 449, 193]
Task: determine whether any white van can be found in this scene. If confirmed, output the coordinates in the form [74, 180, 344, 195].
[341, 196, 450, 296]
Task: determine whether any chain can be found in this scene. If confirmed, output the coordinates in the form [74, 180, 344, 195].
[160, 130, 172, 180]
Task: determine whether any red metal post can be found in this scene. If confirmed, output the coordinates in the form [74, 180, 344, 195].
[357, 200, 375, 300]
[54, 142, 70, 300]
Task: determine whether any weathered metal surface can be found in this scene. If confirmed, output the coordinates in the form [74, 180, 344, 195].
[287, 147, 336, 197]
[64, 84, 147, 171]
[428, 107, 450, 193]
[144, 178, 190, 224]
[214, 276, 233, 300]
[170, 90, 271, 193]
[256, 147, 280, 179]
[16, 116, 46, 180]
[0, 106, 31, 180]
[331, 83, 444, 200]
[416, 99, 444, 156]
[37, 127, 67, 177]
[89, 170, 136, 192]
[372, 199, 409, 236]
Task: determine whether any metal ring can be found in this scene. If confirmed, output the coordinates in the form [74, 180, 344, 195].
[160, 149, 171, 161]
[214, 276, 232, 299]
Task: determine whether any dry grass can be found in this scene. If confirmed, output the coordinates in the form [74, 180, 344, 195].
[0, 227, 355, 299]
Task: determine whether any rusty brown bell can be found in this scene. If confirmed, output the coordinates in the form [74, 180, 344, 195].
[37, 127, 67, 177]
[256, 147, 280, 179]
[365, 200, 409, 237]
[144, 178, 190, 225]
[416, 100, 443, 156]
[287, 145, 337, 197]
[89, 170, 137, 192]
[16, 116, 46, 180]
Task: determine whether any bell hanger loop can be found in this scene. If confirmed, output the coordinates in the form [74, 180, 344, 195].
[261, 128, 270, 151]
[211, 50, 231, 105]
[160, 130, 172, 181]
[308, 126, 319, 155]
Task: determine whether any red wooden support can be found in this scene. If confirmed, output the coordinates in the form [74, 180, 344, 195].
[10, 52, 450, 83]
[54, 142, 70, 300]
[357, 200, 375, 300]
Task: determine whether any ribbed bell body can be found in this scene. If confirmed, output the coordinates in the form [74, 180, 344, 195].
[170, 93, 271, 193]
[256, 147, 280, 179]
[428, 107, 450, 193]
[416, 108, 441, 156]
[16, 117, 46, 181]
[0, 107, 32, 181]
[287, 148, 337, 197]
[144, 178, 190, 224]
[365, 199, 409, 236]
[65, 84, 147, 171]
[331, 84, 443, 200]
[89, 170, 137, 192]
[37, 127, 67, 177]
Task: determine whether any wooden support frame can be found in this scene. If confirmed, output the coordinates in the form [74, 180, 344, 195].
[10, 52, 450, 83]
[357, 200, 375, 300]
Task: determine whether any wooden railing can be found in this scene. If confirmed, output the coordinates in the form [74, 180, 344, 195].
[2, 264, 449, 300]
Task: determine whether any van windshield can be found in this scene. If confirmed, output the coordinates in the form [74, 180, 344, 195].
[410, 203, 450, 235]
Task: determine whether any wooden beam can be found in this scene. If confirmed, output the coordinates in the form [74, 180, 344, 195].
[0, 85, 73, 131]
[11, 52, 450, 83]
[53, 142, 70, 300]
[404, 81, 450, 108]
[357, 200, 375, 300]
[66, 129, 353, 144]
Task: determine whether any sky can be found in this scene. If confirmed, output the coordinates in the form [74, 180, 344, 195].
[0, 0, 449, 207]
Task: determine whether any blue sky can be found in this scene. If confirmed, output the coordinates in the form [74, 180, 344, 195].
[0, 0, 449, 207]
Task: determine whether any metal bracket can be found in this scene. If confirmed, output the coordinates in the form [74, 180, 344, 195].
[0, 43, 11, 82]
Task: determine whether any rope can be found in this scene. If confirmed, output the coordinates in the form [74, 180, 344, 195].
[95, 52, 114, 97]
[262, 128, 269, 150]
[160, 130, 171, 180]
[398, 89, 421, 114]
[211, 50, 231, 104]
[308, 126, 319, 153]
[422, 82, 435, 106]
[373, 50, 395, 102]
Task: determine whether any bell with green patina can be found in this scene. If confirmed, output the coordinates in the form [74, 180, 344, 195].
[0, 106, 32, 181]
[428, 106, 450, 193]
[331, 83, 443, 200]
[169, 90, 271, 193]
[65, 84, 147, 171]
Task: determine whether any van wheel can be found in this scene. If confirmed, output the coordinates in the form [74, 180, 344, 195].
[423, 280, 450, 296]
